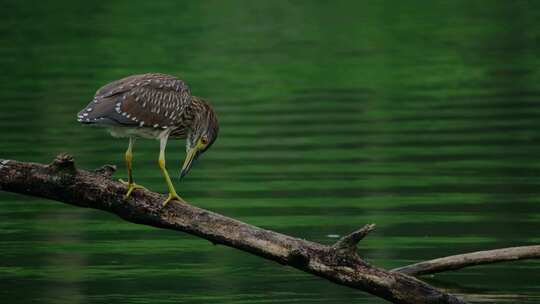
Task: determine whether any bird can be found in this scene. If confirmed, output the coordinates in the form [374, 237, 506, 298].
[76, 73, 219, 206]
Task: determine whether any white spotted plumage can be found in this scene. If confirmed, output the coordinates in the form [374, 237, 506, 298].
[76, 73, 216, 142]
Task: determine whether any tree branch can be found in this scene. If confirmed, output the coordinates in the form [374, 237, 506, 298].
[393, 245, 540, 276]
[332, 224, 376, 255]
[0, 154, 466, 304]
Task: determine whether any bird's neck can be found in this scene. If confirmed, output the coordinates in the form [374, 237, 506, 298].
[189, 96, 209, 130]
[185, 96, 219, 149]
[188, 96, 218, 138]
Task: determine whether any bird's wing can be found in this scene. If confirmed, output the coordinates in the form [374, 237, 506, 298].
[78, 73, 193, 128]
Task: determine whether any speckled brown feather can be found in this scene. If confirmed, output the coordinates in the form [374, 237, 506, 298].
[77, 73, 219, 150]
[77, 73, 193, 135]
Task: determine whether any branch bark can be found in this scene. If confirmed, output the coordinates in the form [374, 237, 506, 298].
[0, 154, 466, 304]
[393, 245, 540, 276]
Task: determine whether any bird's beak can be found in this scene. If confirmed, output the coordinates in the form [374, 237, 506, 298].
[180, 147, 199, 179]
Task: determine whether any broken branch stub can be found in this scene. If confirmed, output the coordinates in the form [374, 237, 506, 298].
[332, 224, 376, 256]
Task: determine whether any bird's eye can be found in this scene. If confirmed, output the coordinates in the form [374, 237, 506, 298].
[200, 137, 209, 145]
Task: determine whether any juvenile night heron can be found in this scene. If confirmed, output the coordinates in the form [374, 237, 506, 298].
[76, 73, 219, 206]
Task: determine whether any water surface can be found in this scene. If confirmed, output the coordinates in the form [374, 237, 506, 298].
[1, 1, 540, 303]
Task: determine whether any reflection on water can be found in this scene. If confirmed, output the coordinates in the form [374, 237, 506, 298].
[1, 1, 540, 303]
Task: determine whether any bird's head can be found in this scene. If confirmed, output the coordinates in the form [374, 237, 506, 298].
[180, 101, 219, 179]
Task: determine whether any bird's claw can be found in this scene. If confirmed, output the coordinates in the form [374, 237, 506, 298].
[119, 179, 146, 199]
[163, 192, 184, 206]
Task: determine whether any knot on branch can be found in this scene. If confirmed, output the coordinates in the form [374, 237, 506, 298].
[49, 153, 76, 173]
[0, 159, 10, 170]
[288, 247, 310, 266]
[332, 224, 376, 256]
[94, 164, 117, 177]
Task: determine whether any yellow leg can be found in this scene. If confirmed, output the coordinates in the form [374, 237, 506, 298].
[119, 137, 145, 199]
[159, 133, 183, 206]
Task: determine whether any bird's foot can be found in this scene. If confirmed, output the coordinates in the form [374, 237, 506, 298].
[119, 179, 146, 199]
[163, 191, 184, 206]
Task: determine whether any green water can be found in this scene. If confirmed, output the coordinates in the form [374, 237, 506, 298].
[1, 1, 540, 303]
